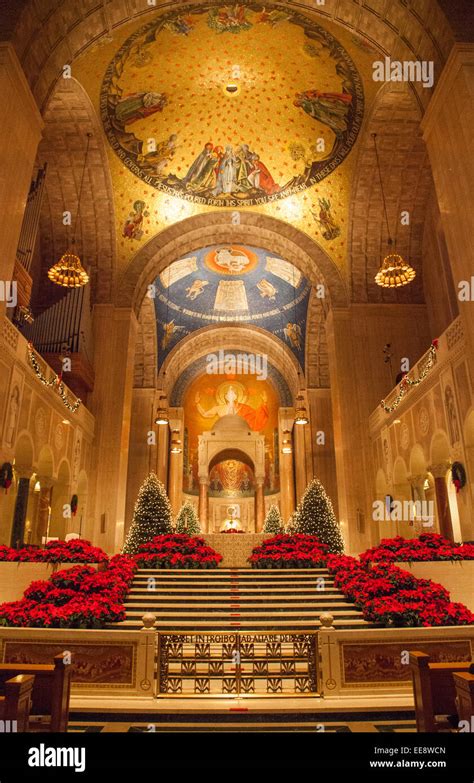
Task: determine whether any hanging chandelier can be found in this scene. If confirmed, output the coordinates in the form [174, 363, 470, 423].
[372, 133, 416, 289]
[48, 250, 89, 288]
[294, 393, 309, 425]
[48, 133, 91, 289]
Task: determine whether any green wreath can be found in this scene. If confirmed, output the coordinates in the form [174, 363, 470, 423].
[0, 462, 13, 492]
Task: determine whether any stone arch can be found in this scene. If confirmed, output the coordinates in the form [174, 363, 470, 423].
[117, 212, 348, 313]
[429, 429, 451, 465]
[36, 444, 54, 478]
[34, 78, 117, 308]
[209, 448, 255, 473]
[14, 431, 35, 469]
[4, 2, 455, 112]
[409, 443, 428, 477]
[160, 325, 299, 402]
[349, 82, 433, 304]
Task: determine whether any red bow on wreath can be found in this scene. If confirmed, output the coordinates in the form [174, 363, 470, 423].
[0, 463, 13, 494]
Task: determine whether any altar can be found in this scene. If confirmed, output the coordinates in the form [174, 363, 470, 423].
[203, 534, 268, 568]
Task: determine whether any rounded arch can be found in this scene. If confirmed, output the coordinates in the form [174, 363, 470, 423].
[162, 326, 297, 404]
[4, 1, 455, 113]
[409, 443, 428, 477]
[429, 429, 451, 465]
[393, 456, 409, 485]
[56, 458, 71, 484]
[117, 212, 348, 313]
[35, 77, 117, 308]
[36, 444, 54, 478]
[463, 408, 474, 447]
[375, 468, 389, 496]
[209, 448, 255, 473]
[14, 431, 35, 469]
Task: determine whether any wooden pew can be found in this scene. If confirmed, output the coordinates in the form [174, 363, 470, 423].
[0, 653, 72, 732]
[453, 671, 474, 727]
[0, 674, 35, 732]
[409, 651, 474, 732]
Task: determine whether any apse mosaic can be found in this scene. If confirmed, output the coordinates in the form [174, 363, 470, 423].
[183, 372, 279, 495]
[100, 2, 364, 207]
[153, 245, 310, 369]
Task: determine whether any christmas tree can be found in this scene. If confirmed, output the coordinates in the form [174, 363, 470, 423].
[285, 511, 298, 535]
[295, 479, 344, 553]
[122, 473, 173, 555]
[263, 505, 283, 535]
[175, 501, 201, 535]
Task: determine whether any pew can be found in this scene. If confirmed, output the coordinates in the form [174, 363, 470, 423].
[0, 674, 35, 732]
[409, 651, 474, 732]
[0, 652, 72, 732]
[453, 671, 474, 727]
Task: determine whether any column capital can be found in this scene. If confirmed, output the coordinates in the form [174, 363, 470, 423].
[429, 462, 451, 479]
[408, 473, 428, 487]
[14, 465, 34, 481]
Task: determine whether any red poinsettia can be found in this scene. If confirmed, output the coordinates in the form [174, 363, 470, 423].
[135, 535, 222, 569]
[0, 539, 108, 564]
[0, 554, 137, 629]
[249, 535, 328, 569]
[360, 534, 474, 565]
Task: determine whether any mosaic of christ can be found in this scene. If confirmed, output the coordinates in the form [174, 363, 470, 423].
[101, 2, 364, 207]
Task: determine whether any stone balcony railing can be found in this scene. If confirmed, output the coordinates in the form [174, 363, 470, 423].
[1, 315, 95, 435]
[368, 316, 466, 436]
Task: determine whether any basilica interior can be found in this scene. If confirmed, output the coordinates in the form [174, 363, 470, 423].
[0, 0, 473, 747]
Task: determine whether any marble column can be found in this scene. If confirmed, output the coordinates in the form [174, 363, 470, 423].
[278, 408, 295, 524]
[293, 393, 312, 504]
[10, 467, 33, 548]
[89, 306, 138, 552]
[255, 478, 265, 532]
[198, 480, 208, 532]
[430, 463, 454, 541]
[35, 479, 55, 545]
[421, 44, 474, 379]
[408, 473, 434, 531]
[0, 44, 43, 316]
[156, 412, 170, 488]
[168, 409, 184, 516]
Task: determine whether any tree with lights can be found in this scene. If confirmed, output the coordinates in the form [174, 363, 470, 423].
[295, 479, 344, 553]
[175, 501, 201, 535]
[263, 505, 283, 535]
[122, 473, 173, 555]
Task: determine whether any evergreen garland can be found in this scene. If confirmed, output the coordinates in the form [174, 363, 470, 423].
[263, 505, 283, 535]
[122, 473, 173, 555]
[295, 479, 344, 553]
[175, 501, 201, 535]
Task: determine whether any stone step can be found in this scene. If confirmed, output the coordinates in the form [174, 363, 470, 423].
[135, 568, 331, 574]
[109, 617, 369, 629]
[125, 598, 350, 606]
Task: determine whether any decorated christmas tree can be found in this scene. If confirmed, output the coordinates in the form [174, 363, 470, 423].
[263, 505, 283, 535]
[285, 511, 298, 535]
[175, 501, 201, 535]
[122, 473, 173, 555]
[295, 479, 344, 553]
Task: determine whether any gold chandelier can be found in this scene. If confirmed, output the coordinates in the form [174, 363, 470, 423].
[48, 133, 92, 289]
[372, 134, 416, 289]
[48, 251, 89, 288]
[294, 393, 309, 425]
[375, 247, 416, 289]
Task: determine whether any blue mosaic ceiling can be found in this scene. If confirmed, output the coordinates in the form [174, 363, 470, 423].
[153, 245, 310, 370]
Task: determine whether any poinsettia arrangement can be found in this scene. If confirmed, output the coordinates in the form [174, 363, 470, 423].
[0, 555, 137, 629]
[360, 533, 474, 565]
[326, 554, 474, 628]
[0, 539, 109, 563]
[135, 534, 223, 569]
[249, 534, 328, 568]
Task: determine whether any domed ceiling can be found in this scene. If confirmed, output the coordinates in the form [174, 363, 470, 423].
[101, 2, 364, 208]
[73, 2, 379, 278]
[153, 244, 310, 369]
